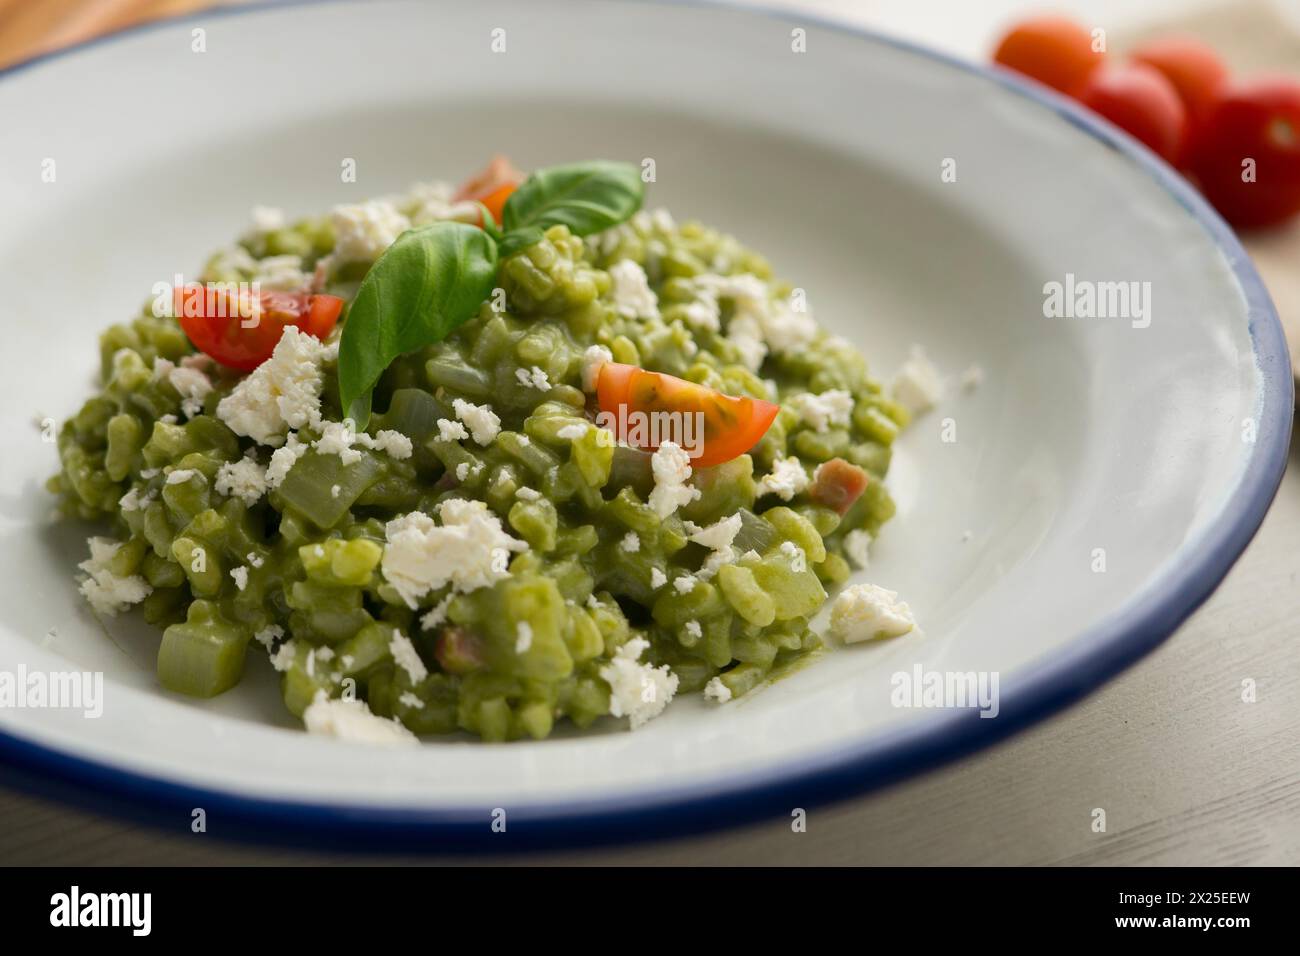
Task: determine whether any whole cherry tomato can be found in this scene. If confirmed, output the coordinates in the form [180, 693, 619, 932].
[1074, 63, 1188, 164]
[993, 16, 1105, 94]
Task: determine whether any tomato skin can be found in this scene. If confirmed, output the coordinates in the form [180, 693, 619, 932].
[453, 155, 524, 228]
[1074, 63, 1188, 164]
[993, 16, 1104, 93]
[595, 363, 779, 469]
[1188, 75, 1300, 229]
[809, 458, 870, 515]
[1130, 36, 1230, 126]
[176, 287, 343, 371]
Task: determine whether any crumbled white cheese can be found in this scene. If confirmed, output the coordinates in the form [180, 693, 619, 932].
[455, 462, 471, 482]
[118, 486, 155, 513]
[648, 441, 701, 518]
[419, 594, 453, 631]
[620, 532, 641, 553]
[330, 484, 342, 498]
[367, 429, 413, 460]
[673, 575, 696, 594]
[515, 366, 551, 390]
[388, 629, 428, 683]
[892, 346, 945, 416]
[687, 513, 742, 552]
[216, 326, 335, 446]
[330, 199, 410, 263]
[684, 620, 703, 639]
[598, 637, 679, 730]
[264, 432, 308, 488]
[314, 420, 364, 465]
[756, 456, 809, 501]
[229, 566, 249, 591]
[452, 398, 500, 445]
[253, 624, 283, 650]
[580, 345, 613, 392]
[516, 486, 542, 502]
[608, 259, 659, 320]
[302, 691, 417, 745]
[557, 423, 589, 440]
[77, 537, 151, 617]
[381, 500, 528, 608]
[830, 583, 916, 644]
[215, 456, 268, 506]
[842, 529, 871, 569]
[515, 621, 533, 654]
[252, 254, 311, 292]
[270, 640, 297, 672]
[789, 389, 853, 432]
[437, 419, 469, 442]
[165, 468, 199, 485]
[650, 567, 667, 589]
[247, 552, 265, 569]
[161, 362, 213, 419]
[703, 676, 732, 703]
[398, 691, 426, 710]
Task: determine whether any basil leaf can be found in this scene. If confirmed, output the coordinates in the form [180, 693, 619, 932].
[338, 222, 498, 426]
[497, 225, 544, 259]
[501, 160, 643, 237]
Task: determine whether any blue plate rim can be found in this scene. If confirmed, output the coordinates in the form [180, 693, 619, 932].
[0, 0, 1291, 852]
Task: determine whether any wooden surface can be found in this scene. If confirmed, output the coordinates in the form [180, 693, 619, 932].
[2, 0, 1299, 866]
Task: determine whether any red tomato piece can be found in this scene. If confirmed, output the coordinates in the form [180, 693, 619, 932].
[809, 458, 869, 515]
[453, 155, 524, 228]
[1130, 35, 1230, 124]
[992, 16, 1104, 93]
[1188, 75, 1300, 229]
[1074, 63, 1188, 164]
[175, 286, 343, 371]
[595, 363, 779, 469]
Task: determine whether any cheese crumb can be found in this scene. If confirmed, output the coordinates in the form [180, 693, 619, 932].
[216, 326, 335, 446]
[608, 259, 659, 319]
[892, 346, 945, 416]
[437, 418, 469, 442]
[230, 566, 249, 591]
[684, 620, 703, 639]
[330, 200, 410, 263]
[703, 676, 732, 703]
[452, 398, 501, 445]
[165, 469, 199, 485]
[215, 456, 268, 506]
[77, 537, 151, 617]
[648, 441, 701, 518]
[516, 486, 543, 502]
[515, 621, 533, 654]
[673, 575, 696, 594]
[388, 629, 428, 683]
[580, 345, 613, 392]
[789, 389, 853, 432]
[381, 500, 528, 608]
[756, 456, 809, 501]
[515, 366, 551, 390]
[302, 691, 417, 746]
[620, 532, 641, 553]
[650, 567, 667, 589]
[598, 637, 679, 730]
[557, 423, 589, 440]
[830, 583, 916, 644]
[842, 529, 871, 569]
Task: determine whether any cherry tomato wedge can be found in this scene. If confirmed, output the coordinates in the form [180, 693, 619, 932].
[175, 286, 343, 371]
[595, 363, 779, 469]
[453, 155, 524, 228]
[992, 16, 1104, 94]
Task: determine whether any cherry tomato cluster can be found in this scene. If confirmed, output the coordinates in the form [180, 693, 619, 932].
[993, 16, 1300, 229]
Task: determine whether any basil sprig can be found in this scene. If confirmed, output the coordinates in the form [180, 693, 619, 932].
[338, 160, 643, 426]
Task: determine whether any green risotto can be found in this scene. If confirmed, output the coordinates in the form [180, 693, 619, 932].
[51, 165, 914, 742]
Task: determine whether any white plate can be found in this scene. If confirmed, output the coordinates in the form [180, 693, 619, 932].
[0, 0, 1290, 849]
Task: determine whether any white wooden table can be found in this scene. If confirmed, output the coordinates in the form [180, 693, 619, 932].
[3, 0, 1299, 866]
